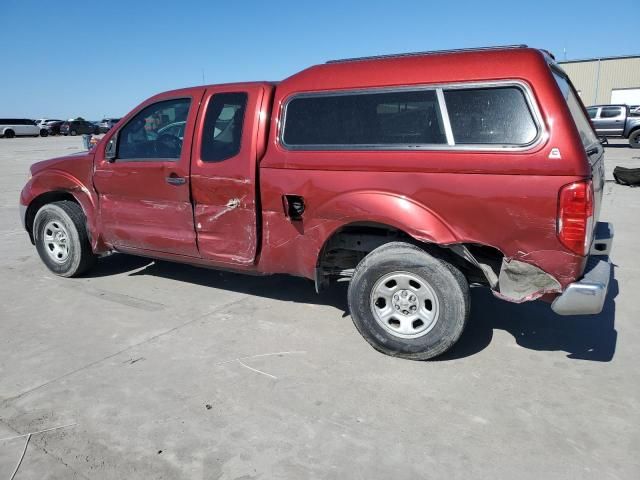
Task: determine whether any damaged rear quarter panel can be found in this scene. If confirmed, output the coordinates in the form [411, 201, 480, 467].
[257, 167, 585, 288]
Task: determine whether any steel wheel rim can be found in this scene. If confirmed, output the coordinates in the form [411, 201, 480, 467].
[370, 271, 440, 339]
[43, 220, 70, 263]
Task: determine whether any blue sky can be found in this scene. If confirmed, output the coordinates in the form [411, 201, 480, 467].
[1, 0, 637, 120]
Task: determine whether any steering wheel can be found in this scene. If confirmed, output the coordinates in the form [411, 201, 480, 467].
[155, 133, 182, 157]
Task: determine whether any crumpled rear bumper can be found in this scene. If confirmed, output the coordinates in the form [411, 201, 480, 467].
[551, 222, 613, 316]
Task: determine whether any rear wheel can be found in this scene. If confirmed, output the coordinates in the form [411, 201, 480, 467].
[4, 129, 15, 138]
[347, 242, 470, 360]
[40, 129, 49, 137]
[70, 129, 77, 136]
[629, 130, 640, 149]
[33, 201, 96, 277]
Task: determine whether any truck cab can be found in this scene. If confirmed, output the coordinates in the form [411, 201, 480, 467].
[94, 83, 273, 266]
[586, 104, 640, 147]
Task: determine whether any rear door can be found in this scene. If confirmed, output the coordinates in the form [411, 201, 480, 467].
[93, 89, 204, 256]
[16, 120, 31, 136]
[594, 106, 625, 137]
[189, 85, 266, 265]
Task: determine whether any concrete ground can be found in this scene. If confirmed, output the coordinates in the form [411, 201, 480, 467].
[0, 136, 638, 479]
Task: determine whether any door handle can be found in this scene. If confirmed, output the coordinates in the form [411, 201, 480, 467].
[166, 175, 186, 186]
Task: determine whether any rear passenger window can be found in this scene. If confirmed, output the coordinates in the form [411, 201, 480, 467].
[587, 108, 598, 119]
[443, 87, 538, 145]
[599, 107, 623, 118]
[201, 92, 248, 162]
[283, 90, 447, 148]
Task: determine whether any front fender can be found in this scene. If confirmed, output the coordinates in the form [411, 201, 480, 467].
[20, 169, 100, 248]
[625, 122, 640, 138]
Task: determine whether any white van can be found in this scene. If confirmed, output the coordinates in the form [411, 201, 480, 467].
[0, 119, 44, 138]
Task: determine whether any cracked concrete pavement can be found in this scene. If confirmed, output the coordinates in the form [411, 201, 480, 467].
[1, 136, 639, 479]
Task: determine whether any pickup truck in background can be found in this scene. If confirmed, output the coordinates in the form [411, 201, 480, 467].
[19, 46, 614, 360]
[587, 104, 640, 148]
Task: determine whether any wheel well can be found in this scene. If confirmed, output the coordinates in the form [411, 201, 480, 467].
[315, 222, 504, 291]
[25, 191, 81, 243]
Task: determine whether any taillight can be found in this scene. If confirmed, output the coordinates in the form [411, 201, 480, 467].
[557, 180, 594, 256]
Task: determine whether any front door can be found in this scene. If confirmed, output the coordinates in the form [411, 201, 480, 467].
[594, 106, 625, 137]
[94, 90, 204, 257]
[189, 85, 265, 265]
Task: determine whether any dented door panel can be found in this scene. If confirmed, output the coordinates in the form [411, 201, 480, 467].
[190, 84, 272, 265]
[95, 162, 199, 255]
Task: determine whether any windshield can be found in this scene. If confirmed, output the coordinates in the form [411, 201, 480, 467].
[553, 71, 599, 150]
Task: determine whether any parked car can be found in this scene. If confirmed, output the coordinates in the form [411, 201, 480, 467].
[45, 120, 65, 136]
[98, 118, 121, 133]
[19, 46, 613, 360]
[586, 104, 640, 148]
[35, 118, 62, 127]
[60, 120, 99, 136]
[0, 118, 47, 138]
[35, 119, 64, 136]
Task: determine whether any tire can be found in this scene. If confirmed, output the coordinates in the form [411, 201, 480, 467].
[4, 129, 15, 139]
[629, 130, 640, 149]
[70, 130, 77, 136]
[33, 201, 96, 277]
[348, 242, 470, 360]
[40, 129, 49, 137]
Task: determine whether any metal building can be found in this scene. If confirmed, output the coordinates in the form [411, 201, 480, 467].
[559, 55, 640, 106]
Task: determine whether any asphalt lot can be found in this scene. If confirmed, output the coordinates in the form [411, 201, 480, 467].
[0, 136, 639, 479]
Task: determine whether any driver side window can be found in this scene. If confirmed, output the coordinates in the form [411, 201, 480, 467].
[117, 98, 191, 161]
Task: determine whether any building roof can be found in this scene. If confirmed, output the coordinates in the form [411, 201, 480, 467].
[559, 54, 640, 64]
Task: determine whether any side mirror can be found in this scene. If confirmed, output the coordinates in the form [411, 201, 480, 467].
[105, 135, 117, 162]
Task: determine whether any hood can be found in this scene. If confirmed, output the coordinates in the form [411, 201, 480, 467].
[30, 151, 94, 177]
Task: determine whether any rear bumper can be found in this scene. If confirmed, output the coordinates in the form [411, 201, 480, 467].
[551, 222, 614, 316]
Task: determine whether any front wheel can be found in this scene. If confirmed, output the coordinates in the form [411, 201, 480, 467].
[629, 130, 640, 149]
[348, 242, 470, 360]
[33, 201, 96, 277]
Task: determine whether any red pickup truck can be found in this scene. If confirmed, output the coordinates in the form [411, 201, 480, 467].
[20, 46, 613, 360]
